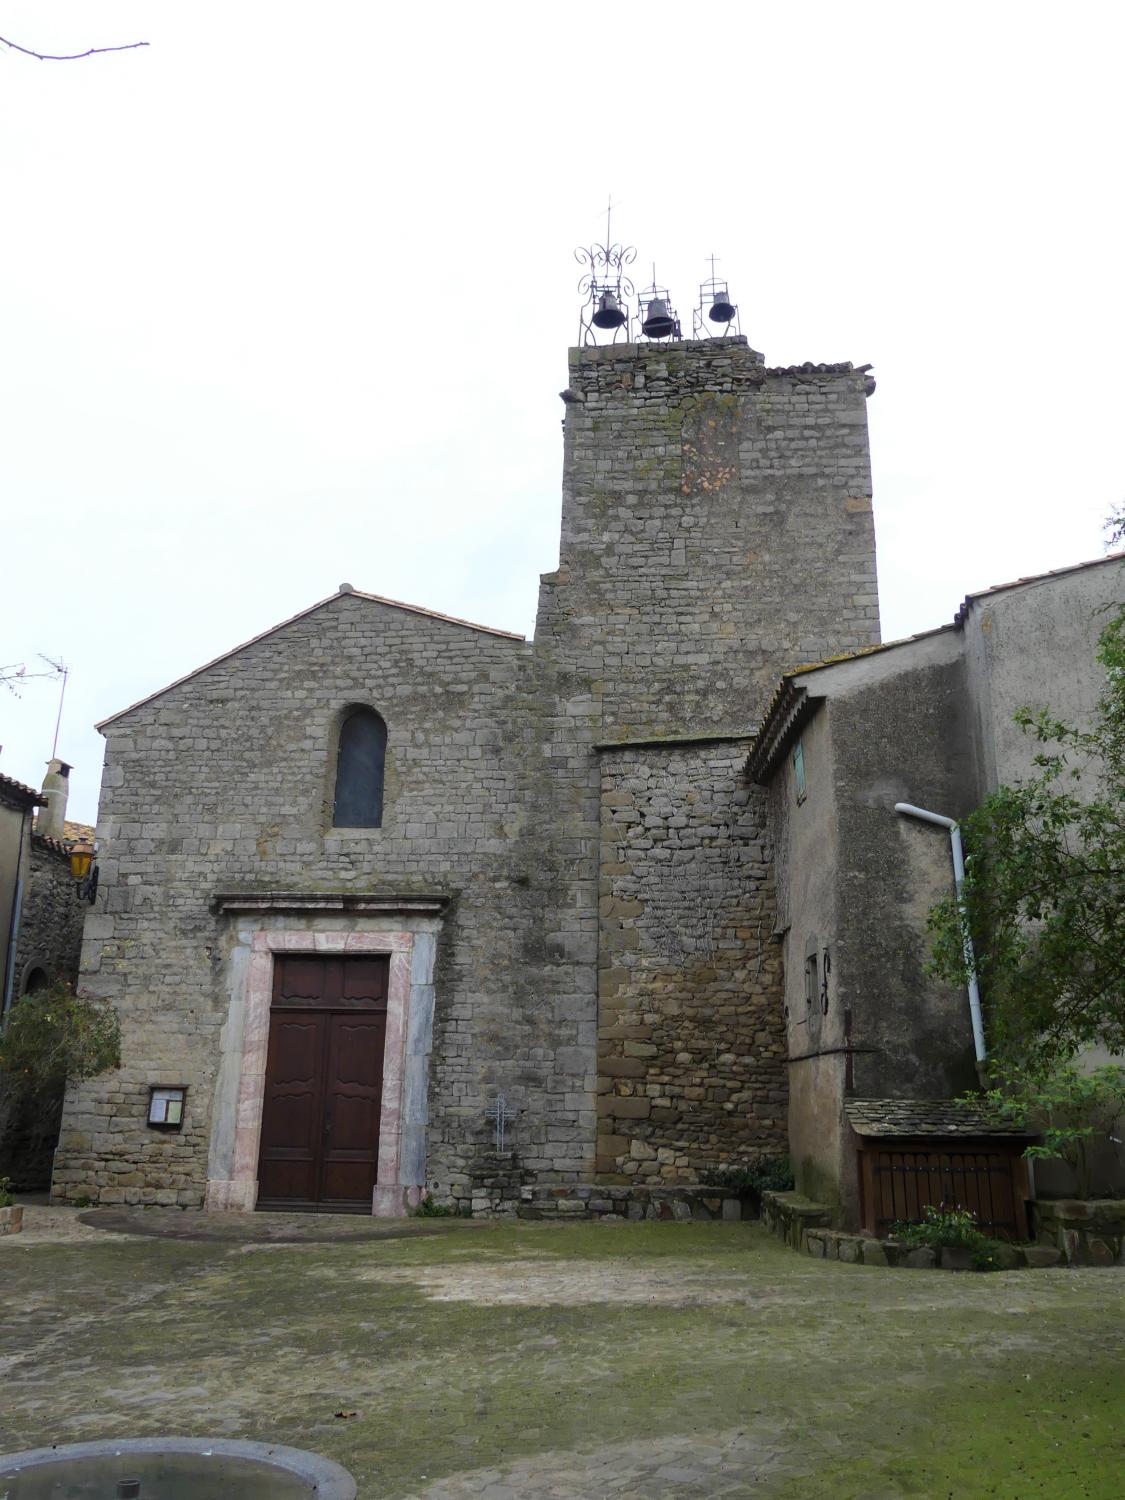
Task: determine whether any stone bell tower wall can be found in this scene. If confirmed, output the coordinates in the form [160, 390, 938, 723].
[534, 336, 881, 1182]
[537, 336, 881, 736]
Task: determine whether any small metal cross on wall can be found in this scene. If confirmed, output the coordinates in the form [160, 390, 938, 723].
[486, 1093, 513, 1152]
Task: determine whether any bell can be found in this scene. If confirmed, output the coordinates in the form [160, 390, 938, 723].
[592, 291, 627, 330]
[641, 297, 676, 339]
[708, 295, 736, 324]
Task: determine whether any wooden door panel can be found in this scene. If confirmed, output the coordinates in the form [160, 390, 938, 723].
[257, 1012, 325, 1207]
[274, 957, 332, 1004]
[257, 956, 389, 1213]
[320, 1012, 384, 1208]
[340, 958, 389, 1003]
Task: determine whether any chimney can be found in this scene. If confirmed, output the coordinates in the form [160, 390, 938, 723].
[38, 758, 72, 841]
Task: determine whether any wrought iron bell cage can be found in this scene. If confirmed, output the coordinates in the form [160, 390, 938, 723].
[576, 246, 636, 346]
[637, 274, 681, 341]
[692, 257, 740, 338]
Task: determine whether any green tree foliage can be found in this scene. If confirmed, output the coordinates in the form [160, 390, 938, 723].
[972, 1059, 1125, 1200]
[0, 980, 120, 1095]
[928, 605, 1125, 1068]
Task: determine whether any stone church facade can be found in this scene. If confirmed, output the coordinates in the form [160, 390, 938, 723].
[52, 335, 881, 1213]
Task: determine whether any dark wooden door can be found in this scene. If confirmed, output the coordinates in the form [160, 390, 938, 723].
[256, 955, 388, 1213]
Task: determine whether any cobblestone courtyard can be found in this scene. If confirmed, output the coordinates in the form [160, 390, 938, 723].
[2, 1207, 1122, 1498]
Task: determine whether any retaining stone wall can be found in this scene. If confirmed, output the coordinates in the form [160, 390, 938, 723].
[460, 1163, 755, 1222]
[1032, 1199, 1125, 1266]
[761, 1190, 1098, 1270]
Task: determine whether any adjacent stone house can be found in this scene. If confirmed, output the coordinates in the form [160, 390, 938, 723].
[1, 771, 40, 1017]
[52, 335, 881, 1213]
[748, 553, 1125, 1226]
[2, 758, 87, 1009]
[1, 759, 89, 1186]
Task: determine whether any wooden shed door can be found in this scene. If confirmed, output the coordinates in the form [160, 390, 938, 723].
[256, 955, 389, 1213]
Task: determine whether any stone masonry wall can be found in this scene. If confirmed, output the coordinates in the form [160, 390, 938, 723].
[16, 838, 86, 991]
[595, 743, 787, 1179]
[539, 337, 880, 1183]
[543, 338, 880, 737]
[53, 594, 597, 1206]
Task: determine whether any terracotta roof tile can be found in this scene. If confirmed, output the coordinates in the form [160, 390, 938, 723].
[953, 549, 1125, 625]
[33, 831, 73, 859]
[0, 770, 42, 805]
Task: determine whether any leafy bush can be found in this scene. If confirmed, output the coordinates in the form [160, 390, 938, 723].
[968, 1059, 1125, 1200]
[971, 1238, 1012, 1272]
[891, 1204, 984, 1250]
[0, 1176, 14, 1209]
[411, 1194, 457, 1218]
[700, 1155, 794, 1195]
[927, 604, 1125, 1070]
[0, 981, 120, 1094]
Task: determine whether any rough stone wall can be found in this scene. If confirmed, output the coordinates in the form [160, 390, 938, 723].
[595, 743, 787, 1179]
[53, 594, 598, 1206]
[546, 338, 880, 736]
[539, 337, 879, 1182]
[16, 839, 86, 991]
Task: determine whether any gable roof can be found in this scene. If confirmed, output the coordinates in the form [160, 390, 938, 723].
[97, 586, 526, 731]
[748, 550, 1125, 783]
[0, 770, 42, 808]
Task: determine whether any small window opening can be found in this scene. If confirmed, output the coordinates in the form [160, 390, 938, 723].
[23, 966, 49, 995]
[793, 740, 807, 803]
[821, 947, 831, 1014]
[804, 950, 819, 1008]
[333, 707, 387, 828]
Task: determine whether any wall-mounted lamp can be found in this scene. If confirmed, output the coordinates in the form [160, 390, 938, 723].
[68, 839, 98, 904]
[148, 1086, 186, 1130]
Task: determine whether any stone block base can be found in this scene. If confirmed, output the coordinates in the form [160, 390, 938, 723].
[761, 1190, 1087, 1273]
[458, 1181, 756, 1223]
[1031, 1199, 1125, 1266]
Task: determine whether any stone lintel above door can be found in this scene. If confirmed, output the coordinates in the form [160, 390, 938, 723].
[210, 891, 449, 917]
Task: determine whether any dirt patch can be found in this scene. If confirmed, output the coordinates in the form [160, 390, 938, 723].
[0, 1202, 132, 1246]
[367, 1257, 773, 1305]
[78, 1206, 473, 1245]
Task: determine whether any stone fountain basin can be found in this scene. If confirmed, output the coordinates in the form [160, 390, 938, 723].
[0, 1437, 356, 1498]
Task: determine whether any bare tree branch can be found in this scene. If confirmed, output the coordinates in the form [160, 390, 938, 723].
[0, 35, 148, 62]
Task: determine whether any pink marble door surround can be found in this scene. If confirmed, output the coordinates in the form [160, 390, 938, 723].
[210, 930, 416, 1215]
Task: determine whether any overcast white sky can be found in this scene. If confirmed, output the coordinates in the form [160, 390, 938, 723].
[2, 2, 1123, 824]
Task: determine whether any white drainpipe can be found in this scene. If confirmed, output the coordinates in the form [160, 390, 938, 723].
[894, 802, 987, 1064]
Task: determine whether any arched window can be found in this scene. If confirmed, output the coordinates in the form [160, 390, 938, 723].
[332, 708, 387, 828]
[23, 966, 49, 995]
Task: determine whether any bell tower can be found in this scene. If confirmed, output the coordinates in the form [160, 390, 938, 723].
[538, 334, 881, 736]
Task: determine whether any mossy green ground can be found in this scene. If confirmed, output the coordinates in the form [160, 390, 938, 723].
[2, 1219, 1122, 1498]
